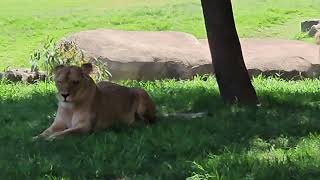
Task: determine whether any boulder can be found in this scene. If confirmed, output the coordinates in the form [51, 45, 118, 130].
[65, 29, 320, 80]
[65, 29, 212, 80]
[200, 38, 320, 79]
[301, 20, 320, 32]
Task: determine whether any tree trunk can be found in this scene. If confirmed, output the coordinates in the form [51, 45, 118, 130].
[201, 0, 259, 105]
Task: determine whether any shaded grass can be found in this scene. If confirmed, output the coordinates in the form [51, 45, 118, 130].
[1, 76, 320, 179]
[0, 0, 319, 69]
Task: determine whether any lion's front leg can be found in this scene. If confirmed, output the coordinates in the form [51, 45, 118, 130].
[33, 106, 69, 141]
[33, 121, 66, 140]
[46, 122, 91, 140]
[46, 113, 93, 140]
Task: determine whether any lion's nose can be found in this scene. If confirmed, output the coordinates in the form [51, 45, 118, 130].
[61, 93, 70, 99]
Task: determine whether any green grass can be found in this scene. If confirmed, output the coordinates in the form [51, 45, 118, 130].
[1, 76, 320, 179]
[1, 0, 320, 179]
[0, 0, 319, 70]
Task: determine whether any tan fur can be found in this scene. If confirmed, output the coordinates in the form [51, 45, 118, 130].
[34, 63, 156, 140]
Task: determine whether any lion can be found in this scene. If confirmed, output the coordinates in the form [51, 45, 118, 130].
[33, 63, 156, 140]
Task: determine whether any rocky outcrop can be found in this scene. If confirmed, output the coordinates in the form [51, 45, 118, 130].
[64, 29, 320, 80]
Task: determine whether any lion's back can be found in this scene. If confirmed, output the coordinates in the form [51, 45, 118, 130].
[93, 81, 138, 126]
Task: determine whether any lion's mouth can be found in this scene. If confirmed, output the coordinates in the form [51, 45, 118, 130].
[62, 97, 72, 102]
[57, 94, 72, 103]
[61, 99, 73, 104]
[62, 97, 67, 102]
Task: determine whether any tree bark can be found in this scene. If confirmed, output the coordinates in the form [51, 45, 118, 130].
[201, 0, 259, 105]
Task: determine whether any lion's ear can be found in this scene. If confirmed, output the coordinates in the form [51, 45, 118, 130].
[81, 63, 93, 75]
[54, 64, 65, 74]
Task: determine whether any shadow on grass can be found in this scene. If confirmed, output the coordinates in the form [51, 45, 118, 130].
[1, 84, 320, 179]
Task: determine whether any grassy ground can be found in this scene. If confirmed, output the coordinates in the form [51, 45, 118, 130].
[0, 0, 319, 69]
[1, 0, 320, 179]
[1, 76, 320, 179]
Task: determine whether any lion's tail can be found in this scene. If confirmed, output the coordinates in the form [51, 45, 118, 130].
[157, 111, 208, 120]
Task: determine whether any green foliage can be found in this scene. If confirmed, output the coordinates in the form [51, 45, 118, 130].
[29, 37, 111, 81]
[1, 76, 320, 179]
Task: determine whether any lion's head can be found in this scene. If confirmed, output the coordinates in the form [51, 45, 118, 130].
[54, 63, 94, 103]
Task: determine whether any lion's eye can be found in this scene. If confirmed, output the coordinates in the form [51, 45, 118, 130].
[72, 80, 80, 85]
[57, 80, 62, 85]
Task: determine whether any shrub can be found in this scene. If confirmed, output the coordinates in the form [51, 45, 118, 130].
[29, 37, 111, 81]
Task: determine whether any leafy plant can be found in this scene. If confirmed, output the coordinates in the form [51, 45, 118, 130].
[293, 32, 309, 40]
[29, 36, 111, 81]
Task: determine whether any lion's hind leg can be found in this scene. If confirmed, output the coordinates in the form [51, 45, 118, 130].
[134, 89, 157, 124]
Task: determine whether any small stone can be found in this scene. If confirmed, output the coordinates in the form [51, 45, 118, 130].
[308, 24, 320, 37]
[301, 20, 320, 32]
[5, 70, 21, 82]
[21, 73, 33, 83]
[3, 68, 47, 83]
[38, 72, 47, 81]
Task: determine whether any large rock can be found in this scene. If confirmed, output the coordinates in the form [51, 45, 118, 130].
[204, 38, 320, 79]
[65, 29, 320, 80]
[243, 39, 320, 79]
[65, 29, 212, 80]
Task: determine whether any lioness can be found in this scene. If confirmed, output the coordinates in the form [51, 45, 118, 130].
[34, 63, 156, 140]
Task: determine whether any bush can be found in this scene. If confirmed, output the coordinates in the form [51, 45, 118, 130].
[29, 37, 111, 81]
